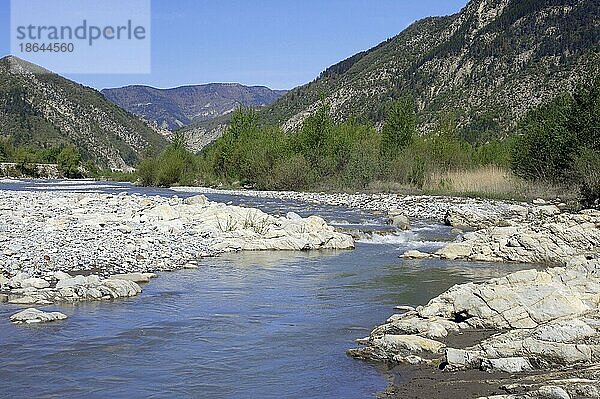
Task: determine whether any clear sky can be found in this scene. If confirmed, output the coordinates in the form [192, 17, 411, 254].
[0, 0, 468, 90]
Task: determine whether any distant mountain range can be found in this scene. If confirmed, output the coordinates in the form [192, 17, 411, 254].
[257, 0, 599, 143]
[101, 84, 287, 131]
[0, 56, 167, 169]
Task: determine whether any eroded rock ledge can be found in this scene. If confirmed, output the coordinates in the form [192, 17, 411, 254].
[403, 205, 600, 264]
[349, 257, 600, 397]
[353, 201, 600, 398]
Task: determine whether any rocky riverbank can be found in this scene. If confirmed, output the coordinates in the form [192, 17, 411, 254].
[0, 189, 353, 314]
[403, 203, 600, 264]
[350, 201, 600, 398]
[172, 186, 524, 221]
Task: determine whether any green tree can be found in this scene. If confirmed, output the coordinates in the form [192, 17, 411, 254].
[13, 147, 38, 175]
[574, 149, 600, 208]
[57, 145, 82, 178]
[381, 96, 417, 161]
[511, 95, 576, 182]
[298, 101, 333, 171]
[0, 137, 14, 162]
[137, 158, 159, 186]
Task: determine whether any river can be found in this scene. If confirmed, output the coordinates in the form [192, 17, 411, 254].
[0, 180, 535, 398]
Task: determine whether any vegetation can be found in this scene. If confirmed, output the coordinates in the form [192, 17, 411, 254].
[170, 102, 509, 193]
[136, 132, 199, 187]
[259, 0, 599, 143]
[136, 73, 599, 209]
[511, 74, 600, 207]
[0, 138, 84, 177]
[0, 56, 167, 169]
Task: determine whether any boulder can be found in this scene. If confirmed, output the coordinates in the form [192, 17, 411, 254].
[401, 250, 433, 259]
[55, 275, 88, 289]
[10, 308, 67, 324]
[372, 335, 446, 355]
[184, 195, 208, 206]
[20, 278, 50, 289]
[480, 357, 533, 373]
[388, 210, 411, 230]
[53, 271, 72, 281]
[536, 386, 570, 399]
[8, 272, 30, 288]
[108, 272, 156, 283]
[444, 348, 482, 371]
[101, 279, 142, 298]
[286, 212, 302, 220]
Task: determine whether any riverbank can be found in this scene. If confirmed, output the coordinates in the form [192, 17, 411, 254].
[172, 186, 534, 222]
[0, 186, 353, 311]
[2, 180, 598, 397]
[348, 199, 600, 398]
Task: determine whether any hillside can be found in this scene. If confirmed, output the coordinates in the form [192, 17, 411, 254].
[0, 56, 167, 169]
[261, 0, 599, 142]
[102, 84, 287, 131]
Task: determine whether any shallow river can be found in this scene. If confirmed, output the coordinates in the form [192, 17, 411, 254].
[0, 180, 535, 398]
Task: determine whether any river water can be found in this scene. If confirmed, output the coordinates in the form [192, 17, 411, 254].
[0, 180, 534, 398]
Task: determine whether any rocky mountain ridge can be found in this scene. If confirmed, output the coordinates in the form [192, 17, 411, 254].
[0, 56, 167, 169]
[102, 83, 286, 131]
[261, 0, 599, 142]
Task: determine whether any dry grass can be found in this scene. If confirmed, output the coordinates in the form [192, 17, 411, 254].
[425, 166, 517, 195]
[424, 166, 578, 202]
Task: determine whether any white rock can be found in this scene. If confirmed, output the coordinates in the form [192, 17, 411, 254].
[108, 273, 155, 283]
[184, 195, 208, 206]
[55, 275, 88, 289]
[10, 308, 67, 324]
[444, 348, 481, 370]
[53, 271, 72, 281]
[401, 250, 432, 259]
[480, 357, 533, 373]
[537, 386, 570, 399]
[388, 212, 411, 230]
[8, 272, 30, 288]
[286, 212, 302, 220]
[20, 278, 50, 289]
[373, 335, 445, 355]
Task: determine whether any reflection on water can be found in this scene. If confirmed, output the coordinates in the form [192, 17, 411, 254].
[0, 180, 539, 398]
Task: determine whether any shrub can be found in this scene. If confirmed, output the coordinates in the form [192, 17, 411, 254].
[0, 137, 14, 162]
[137, 158, 159, 186]
[387, 147, 428, 188]
[136, 131, 198, 187]
[269, 154, 312, 191]
[345, 136, 381, 189]
[13, 147, 38, 175]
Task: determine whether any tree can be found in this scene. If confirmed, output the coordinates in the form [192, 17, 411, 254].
[381, 96, 417, 161]
[570, 72, 600, 151]
[57, 145, 82, 178]
[511, 95, 577, 182]
[13, 146, 38, 175]
[0, 137, 13, 162]
[298, 100, 333, 171]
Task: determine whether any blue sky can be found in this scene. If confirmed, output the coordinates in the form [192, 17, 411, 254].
[1, 0, 468, 90]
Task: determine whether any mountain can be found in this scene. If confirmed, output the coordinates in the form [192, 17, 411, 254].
[101, 84, 287, 131]
[0, 56, 167, 169]
[260, 0, 599, 143]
